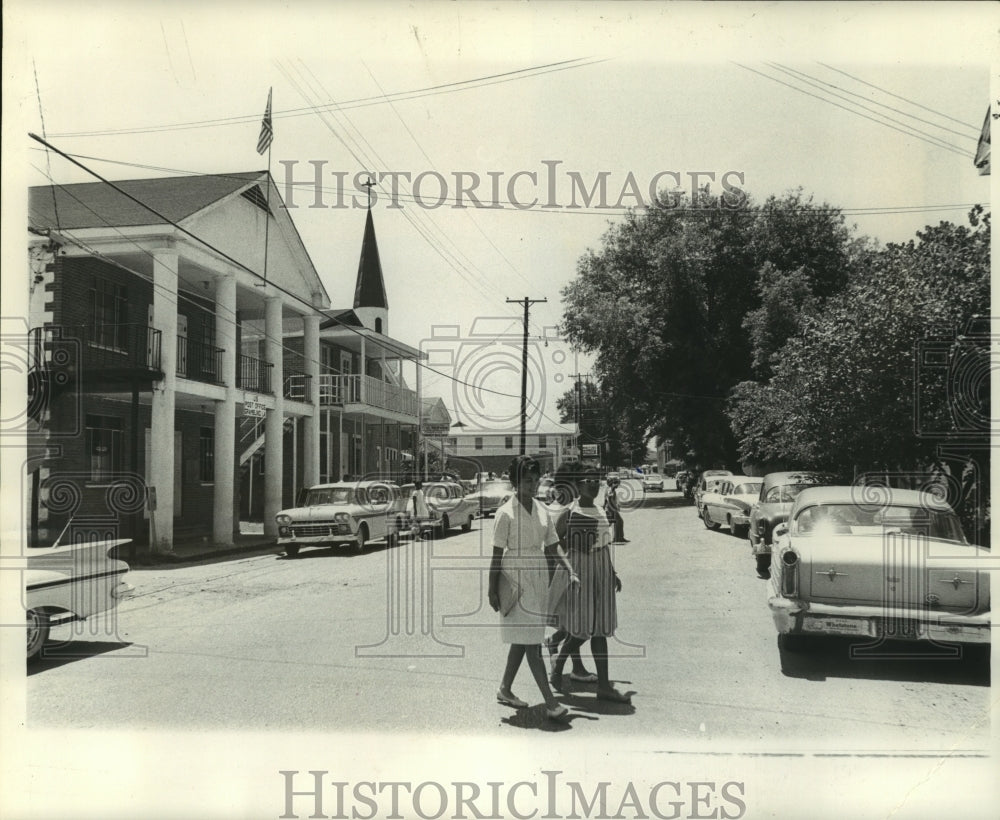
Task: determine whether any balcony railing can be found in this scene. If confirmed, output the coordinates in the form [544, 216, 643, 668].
[284, 373, 313, 402]
[316, 373, 418, 416]
[238, 354, 273, 394]
[31, 324, 164, 376]
[176, 336, 224, 384]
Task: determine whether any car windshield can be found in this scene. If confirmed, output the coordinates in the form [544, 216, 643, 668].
[794, 504, 965, 541]
[732, 481, 762, 495]
[479, 480, 512, 493]
[764, 483, 822, 503]
[304, 487, 353, 505]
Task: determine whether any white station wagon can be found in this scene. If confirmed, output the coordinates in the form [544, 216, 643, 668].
[276, 481, 410, 556]
[767, 486, 991, 651]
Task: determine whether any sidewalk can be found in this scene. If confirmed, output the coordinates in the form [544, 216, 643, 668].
[117, 524, 280, 566]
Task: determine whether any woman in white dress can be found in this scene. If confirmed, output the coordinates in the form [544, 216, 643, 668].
[488, 456, 576, 719]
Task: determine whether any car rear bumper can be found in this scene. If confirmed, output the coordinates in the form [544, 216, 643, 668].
[767, 593, 991, 643]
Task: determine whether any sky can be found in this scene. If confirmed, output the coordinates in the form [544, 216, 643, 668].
[4, 1, 994, 434]
[1, 3, 998, 818]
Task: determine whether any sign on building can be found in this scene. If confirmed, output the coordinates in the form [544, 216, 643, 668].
[420, 424, 450, 437]
[581, 443, 600, 457]
[244, 399, 266, 419]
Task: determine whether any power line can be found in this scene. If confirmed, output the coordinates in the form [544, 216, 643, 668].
[817, 62, 980, 133]
[733, 62, 971, 160]
[47, 57, 607, 139]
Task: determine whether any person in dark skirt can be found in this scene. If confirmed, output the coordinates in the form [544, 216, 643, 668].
[548, 461, 631, 703]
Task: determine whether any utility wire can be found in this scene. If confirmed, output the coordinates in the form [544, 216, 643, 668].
[48, 57, 606, 139]
[817, 62, 980, 132]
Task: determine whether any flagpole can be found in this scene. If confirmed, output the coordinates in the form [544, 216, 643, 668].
[263, 87, 273, 284]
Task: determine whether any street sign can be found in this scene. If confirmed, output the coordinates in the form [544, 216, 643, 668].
[244, 400, 265, 419]
[421, 424, 450, 437]
[581, 443, 599, 457]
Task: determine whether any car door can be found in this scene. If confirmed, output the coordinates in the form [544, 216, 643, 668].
[707, 481, 728, 524]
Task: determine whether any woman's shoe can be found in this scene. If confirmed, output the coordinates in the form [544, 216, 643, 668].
[496, 689, 528, 708]
[546, 704, 569, 720]
[569, 670, 598, 683]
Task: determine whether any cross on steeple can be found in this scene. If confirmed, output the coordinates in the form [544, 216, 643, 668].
[362, 176, 375, 209]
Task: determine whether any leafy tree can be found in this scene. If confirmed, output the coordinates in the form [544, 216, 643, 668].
[560, 188, 860, 470]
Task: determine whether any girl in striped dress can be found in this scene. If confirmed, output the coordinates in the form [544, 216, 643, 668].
[548, 461, 631, 703]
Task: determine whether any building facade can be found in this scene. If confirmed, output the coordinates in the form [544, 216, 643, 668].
[443, 428, 578, 478]
[26, 172, 420, 551]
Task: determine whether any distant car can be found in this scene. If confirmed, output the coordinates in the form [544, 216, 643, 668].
[674, 470, 690, 492]
[276, 480, 410, 556]
[468, 479, 514, 517]
[694, 470, 734, 515]
[420, 480, 478, 535]
[700, 477, 764, 537]
[25, 538, 133, 660]
[605, 471, 621, 484]
[535, 477, 557, 505]
[748, 471, 838, 574]
[642, 473, 664, 492]
[768, 486, 991, 652]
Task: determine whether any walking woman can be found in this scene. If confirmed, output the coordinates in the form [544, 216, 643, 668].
[488, 456, 573, 719]
[549, 461, 631, 703]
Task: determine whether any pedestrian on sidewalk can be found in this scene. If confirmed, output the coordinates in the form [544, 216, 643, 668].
[605, 475, 628, 543]
[488, 455, 574, 720]
[548, 461, 631, 704]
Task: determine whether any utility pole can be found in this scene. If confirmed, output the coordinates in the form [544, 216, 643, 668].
[506, 296, 547, 455]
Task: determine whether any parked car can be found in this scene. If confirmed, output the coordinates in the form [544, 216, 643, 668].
[694, 470, 734, 515]
[748, 471, 839, 574]
[642, 472, 664, 492]
[700, 477, 764, 537]
[420, 480, 478, 535]
[467, 479, 514, 517]
[25, 538, 133, 660]
[605, 471, 621, 484]
[276, 480, 410, 556]
[767, 486, 991, 652]
[535, 477, 557, 505]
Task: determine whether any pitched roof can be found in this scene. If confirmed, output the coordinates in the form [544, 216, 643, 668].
[353, 209, 388, 309]
[29, 171, 264, 231]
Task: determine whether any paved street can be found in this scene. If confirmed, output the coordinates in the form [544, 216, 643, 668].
[29, 482, 990, 749]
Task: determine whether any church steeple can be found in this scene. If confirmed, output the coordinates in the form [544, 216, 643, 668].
[353, 201, 389, 333]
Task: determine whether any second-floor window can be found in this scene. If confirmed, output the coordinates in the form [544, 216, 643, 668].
[505, 436, 513, 450]
[474, 437, 483, 450]
[90, 277, 127, 349]
[538, 435, 547, 449]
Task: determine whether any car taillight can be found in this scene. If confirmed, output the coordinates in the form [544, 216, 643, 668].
[781, 550, 799, 596]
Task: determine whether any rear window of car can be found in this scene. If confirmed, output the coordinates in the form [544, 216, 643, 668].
[794, 504, 965, 541]
[764, 483, 819, 503]
[732, 481, 762, 495]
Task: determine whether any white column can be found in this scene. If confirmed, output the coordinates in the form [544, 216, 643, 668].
[302, 314, 321, 488]
[149, 245, 178, 552]
[213, 273, 237, 545]
[359, 336, 367, 404]
[263, 295, 284, 536]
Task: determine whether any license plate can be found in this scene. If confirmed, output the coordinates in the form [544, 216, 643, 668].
[804, 618, 866, 634]
[876, 618, 918, 640]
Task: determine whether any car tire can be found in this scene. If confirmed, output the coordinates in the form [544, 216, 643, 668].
[27, 610, 50, 660]
[702, 506, 720, 530]
[354, 525, 368, 552]
[461, 516, 472, 532]
[755, 553, 771, 575]
[285, 545, 300, 557]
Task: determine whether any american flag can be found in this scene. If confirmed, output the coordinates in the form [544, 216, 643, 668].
[256, 88, 273, 155]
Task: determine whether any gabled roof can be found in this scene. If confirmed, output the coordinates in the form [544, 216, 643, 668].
[353, 209, 388, 309]
[319, 308, 364, 330]
[29, 171, 264, 231]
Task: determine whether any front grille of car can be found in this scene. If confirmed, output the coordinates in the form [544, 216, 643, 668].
[291, 523, 344, 537]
